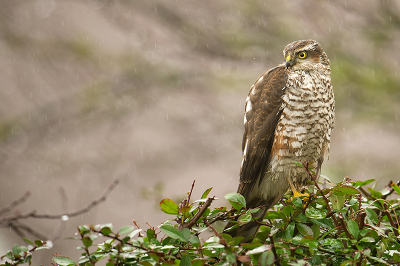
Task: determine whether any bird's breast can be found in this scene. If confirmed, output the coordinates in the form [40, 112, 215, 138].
[269, 70, 334, 174]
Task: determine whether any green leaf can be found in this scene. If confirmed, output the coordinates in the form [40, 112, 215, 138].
[78, 225, 90, 235]
[351, 179, 375, 187]
[101, 227, 112, 236]
[297, 223, 313, 236]
[312, 218, 334, 229]
[201, 187, 213, 199]
[292, 197, 303, 208]
[12, 244, 21, 255]
[360, 237, 375, 243]
[34, 240, 44, 247]
[82, 236, 92, 248]
[52, 256, 77, 266]
[128, 229, 142, 238]
[293, 161, 304, 168]
[311, 223, 320, 239]
[160, 199, 179, 215]
[305, 207, 327, 219]
[180, 254, 191, 266]
[365, 209, 378, 225]
[147, 229, 155, 240]
[347, 220, 359, 239]
[329, 194, 345, 210]
[366, 255, 391, 265]
[192, 259, 206, 266]
[246, 245, 269, 255]
[159, 225, 188, 242]
[119, 225, 135, 235]
[331, 185, 360, 195]
[282, 205, 294, 217]
[238, 213, 252, 225]
[180, 206, 190, 217]
[22, 238, 34, 245]
[259, 250, 274, 266]
[225, 193, 246, 210]
[392, 184, 400, 195]
[286, 222, 295, 239]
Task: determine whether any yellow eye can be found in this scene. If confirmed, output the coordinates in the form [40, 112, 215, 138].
[298, 51, 307, 59]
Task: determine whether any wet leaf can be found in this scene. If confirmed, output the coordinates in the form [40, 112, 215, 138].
[351, 179, 375, 188]
[246, 244, 269, 255]
[282, 205, 294, 217]
[259, 250, 274, 266]
[329, 194, 345, 210]
[297, 223, 313, 236]
[82, 236, 92, 248]
[201, 187, 213, 199]
[12, 244, 21, 255]
[347, 220, 359, 239]
[238, 213, 252, 225]
[180, 254, 191, 266]
[225, 193, 246, 210]
[22, 238, 34, 245]
[331, 185, 359, 195]
[119, 225, 135, 235]
[52, 256, 77, 266]
[160, 199, 179, 215]
[391, 184, 400, 195]
[365, 209, 378, 225]
[286, 222, 295, 239]
[305, 207, 327, 219]
[159, 224, 187, 242]
[312, 223, 320, 239]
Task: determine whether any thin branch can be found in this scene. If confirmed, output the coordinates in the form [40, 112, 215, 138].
[358, 187, 372, 199]
[204, 219, 229, 248]
[1, 179, 119, 222]
[178, 197, 215, 230]
[8, 221, 47, 240]
[187, 180, 195, 207]
[269, 235, 281, 266]
[382, 180, 400, 200]
[0, 191, 31, 216]
[50, 187, 69, 242]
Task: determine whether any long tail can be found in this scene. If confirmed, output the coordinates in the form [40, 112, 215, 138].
[224, 206, 267, 243]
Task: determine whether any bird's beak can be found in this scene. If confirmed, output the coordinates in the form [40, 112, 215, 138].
[285, 55, 295, 69]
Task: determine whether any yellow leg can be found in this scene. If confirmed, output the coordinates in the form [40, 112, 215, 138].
[287, 176, 309, 198]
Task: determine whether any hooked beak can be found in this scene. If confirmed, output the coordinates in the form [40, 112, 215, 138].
[285, 55, 295, 69]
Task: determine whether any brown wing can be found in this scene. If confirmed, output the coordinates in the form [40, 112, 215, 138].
[237, 65, 287, 206]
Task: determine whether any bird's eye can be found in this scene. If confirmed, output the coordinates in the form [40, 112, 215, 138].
[298, 51, 307, 59]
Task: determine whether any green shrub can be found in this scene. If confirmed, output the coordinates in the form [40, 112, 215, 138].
[2, 164, 400, 265]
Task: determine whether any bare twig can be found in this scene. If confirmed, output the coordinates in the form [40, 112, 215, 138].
[8, 221, 47, 240]
[358, 187, 372, 199]
[0, 191, 31, 216]
[204, 219, 229, 248]
[187, 180, 196, 207]
[382, 180, 400, 200]
[178, 197, 215, 230]
[383, 210, 399, 237]
[50, 187, 69, 241]
[269, 235, 281, 266]
[0, 179, 119, 241]
[1, 179, 119, 222]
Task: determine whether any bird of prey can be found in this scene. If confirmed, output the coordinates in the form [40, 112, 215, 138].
[225, 40, 335, 242]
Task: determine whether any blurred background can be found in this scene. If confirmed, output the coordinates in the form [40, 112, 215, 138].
[1, 0, 400, 264]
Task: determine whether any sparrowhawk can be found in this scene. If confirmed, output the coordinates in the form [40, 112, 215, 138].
[226, 40, 335, 242]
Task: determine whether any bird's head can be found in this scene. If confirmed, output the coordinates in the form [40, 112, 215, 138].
[283, 40, 330, 71]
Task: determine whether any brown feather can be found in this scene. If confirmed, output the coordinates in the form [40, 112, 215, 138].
[238, 65, 287, 203]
